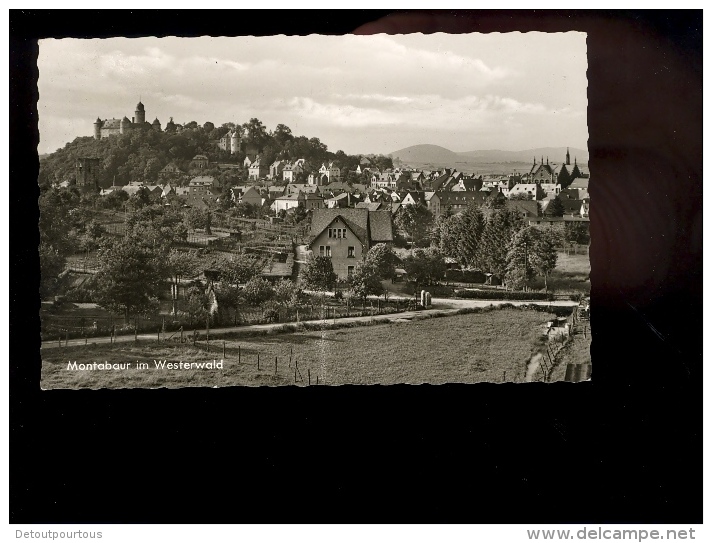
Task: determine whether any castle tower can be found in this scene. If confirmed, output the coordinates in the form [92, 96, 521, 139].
[152, 117, 162, 131]
[135, 101, 145, 125]
[76, 157, 101, 192]
[93, 117, 103, 140]
[120, 116, 131, 134]
[230, 130, 240, 154]
[566, 147, 571, 165]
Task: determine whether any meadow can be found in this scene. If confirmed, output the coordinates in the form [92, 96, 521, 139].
[41, 307, 556, 389]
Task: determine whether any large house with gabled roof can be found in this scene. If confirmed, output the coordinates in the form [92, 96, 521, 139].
[307, 208, 394, 280]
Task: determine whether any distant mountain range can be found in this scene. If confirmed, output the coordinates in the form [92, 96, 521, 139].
[390, 144, 589, 167]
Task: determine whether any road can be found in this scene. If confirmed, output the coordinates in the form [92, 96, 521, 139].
[41, 298, 577, 351]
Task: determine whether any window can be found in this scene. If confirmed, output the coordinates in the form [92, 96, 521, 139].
[325, 246, 331, 257]
[319, 246, 325, 257]
[347, 266, 355, 277]
[348, 246, 355, 258]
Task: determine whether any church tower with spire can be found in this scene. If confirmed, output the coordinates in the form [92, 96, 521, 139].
[566, 147, 571, 166]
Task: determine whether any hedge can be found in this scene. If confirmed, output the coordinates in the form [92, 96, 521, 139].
[453, 289, 553, 301]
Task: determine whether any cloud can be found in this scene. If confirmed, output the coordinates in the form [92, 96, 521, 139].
[37, 34, 588, 155]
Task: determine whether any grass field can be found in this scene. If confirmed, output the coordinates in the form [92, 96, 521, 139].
[41, 308, 556, 389]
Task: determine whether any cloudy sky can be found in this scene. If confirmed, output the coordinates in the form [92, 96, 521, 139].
[37, 33, 587, 156]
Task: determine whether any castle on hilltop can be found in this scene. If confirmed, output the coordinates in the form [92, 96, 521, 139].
[93, 101, 163, 139]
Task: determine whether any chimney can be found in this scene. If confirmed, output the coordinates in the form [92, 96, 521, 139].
[132, 117, 135, 123]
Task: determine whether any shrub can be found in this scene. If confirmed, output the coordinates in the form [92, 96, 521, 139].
[444, 269, 487, 284]
[453, 289, 553, 301]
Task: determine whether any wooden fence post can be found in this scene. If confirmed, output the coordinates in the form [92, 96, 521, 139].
[193, 330, 196, 346]
[66, 329, 69, 346]
[275, 356, 277, 375]
[223, 341, 226, 359]
[58, 336, 61, 348]
[157, 327, 160, 343]
[257, 353, 260, 371]
[308, 369, 311, 385]
[238, 345, 241, 364]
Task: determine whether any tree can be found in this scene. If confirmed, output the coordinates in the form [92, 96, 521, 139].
[203, 121, 215, 132]
[184, 207, 212, 234]
[482, 191, 507, 211]
[143, 158, 162, 182]
[39, 187, 77, 298]
[273, 278, 301, 308]
[564, 221, 590, 246]
[102, 189, 129, 211]
[453, 203, 485, 268]
[301, 255, 337, 291]
[272, 124, 293, 145]
[92, 236, 165, 322]
[242, 118, 269, 149]
[394, 203, 434, 249]
[402, 248, 446, 290]
[185, 285, 210, 325]
[217, 253, 264, 285]
[530, 228, 560, 292]
[505, 227, 539, 291]
[165, 249, 200, 313]
[242, 277, 274, 307]
[364, 243, 398, 280]
[78, 220, 106, 253]
[129, 186, 152, 209]
[349, 262, 384, 305]
[547, 196, 565, 217]
[479, 208, 525, 282]
[509, 192, 533, 201]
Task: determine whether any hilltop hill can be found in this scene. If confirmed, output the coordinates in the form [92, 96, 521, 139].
[390, 144, 462, 164]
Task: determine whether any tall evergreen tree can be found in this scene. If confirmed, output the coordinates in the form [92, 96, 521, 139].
[480, 208, 525, 281]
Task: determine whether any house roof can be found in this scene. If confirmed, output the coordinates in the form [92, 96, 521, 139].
[505, 199, 539, 217]
[436, 191, 489, 206]
[560, 198, 584, 213]
[569, 177, 589, 189]
[190, 176, 215, 186]
[309, 208, 393, 247]
[242, 186, 261, 198]
[369, 210, 394, 242]
[161, 163, 183, 173]
[355, 202, 382, 211]
[311, 209, 369, 246]
[302, 192, 324, 201]
[100, 118, 121, 129]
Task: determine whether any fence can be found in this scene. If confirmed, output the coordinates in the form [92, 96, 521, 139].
[41, 313, 166, 342]
[41, 296, 417, 343]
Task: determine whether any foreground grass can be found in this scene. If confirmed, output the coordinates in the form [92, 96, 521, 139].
[42, 308, 556, 389]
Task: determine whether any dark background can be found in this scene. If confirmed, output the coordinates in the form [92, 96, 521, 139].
[10, 10, 703, 523]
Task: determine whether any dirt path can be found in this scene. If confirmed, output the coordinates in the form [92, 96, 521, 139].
[41, 299, 577, 351]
